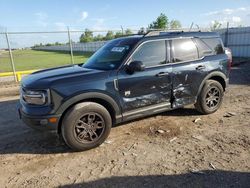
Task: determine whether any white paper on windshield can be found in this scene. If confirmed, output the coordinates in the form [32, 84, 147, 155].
[111, 47, 125, 52]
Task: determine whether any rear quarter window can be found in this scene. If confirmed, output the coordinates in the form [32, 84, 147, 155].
[201, 38, 224, 55]
[193, 38, 213, 58]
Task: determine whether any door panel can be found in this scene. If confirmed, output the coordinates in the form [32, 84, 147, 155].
[118, 66, 172, 112]
[117, 40, 172, 113]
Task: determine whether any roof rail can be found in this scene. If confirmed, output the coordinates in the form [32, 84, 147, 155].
[144, 30, 163, 37]
[144, 30, 184, 37]
[143, 28, 208, 37]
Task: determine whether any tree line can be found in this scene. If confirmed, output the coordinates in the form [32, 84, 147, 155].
[34, 13, 179, 47]
[79, 29, 133, 43]
[33, 42, 65, 48]
[33, 13, 227, 47]
[79, 13, 182, 42]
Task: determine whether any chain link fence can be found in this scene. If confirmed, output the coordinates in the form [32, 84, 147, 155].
[0, 30, 111, 82]
[0, 25, 249, 82]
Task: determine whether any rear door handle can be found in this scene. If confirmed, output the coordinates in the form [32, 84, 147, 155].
[156, 72, 169, 77]
[196, 65, 206, 70]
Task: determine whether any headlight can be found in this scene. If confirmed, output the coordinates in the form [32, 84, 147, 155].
[22, 89, 49, 105]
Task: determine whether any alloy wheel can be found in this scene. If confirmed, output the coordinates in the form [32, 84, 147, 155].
[205, 87, 221, 109]
[74, 113, 105, 143]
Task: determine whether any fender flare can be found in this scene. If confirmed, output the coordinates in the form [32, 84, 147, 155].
[197, 71, 227, 97]
[56, 92, 122, 119]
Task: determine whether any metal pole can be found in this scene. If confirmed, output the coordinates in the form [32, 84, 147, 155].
[67, 27, 74, 64]
[189, 22, 194, 32]
[5, 32, 17, 82]
[225, 22, 229, 47]
[121, 25, 124, 35]
[195, 24, 200, 30]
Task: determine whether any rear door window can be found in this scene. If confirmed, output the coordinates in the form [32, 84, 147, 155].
[171, 38, 199, 62]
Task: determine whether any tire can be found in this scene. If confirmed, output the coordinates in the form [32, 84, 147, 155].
[195, 80, 224, 114]
[61, 102, 112, 151]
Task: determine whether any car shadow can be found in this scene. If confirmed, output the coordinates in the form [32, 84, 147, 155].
[163, 107, 200, 116]
[60, 170, 250, 188]
[112, 107, 200, 130]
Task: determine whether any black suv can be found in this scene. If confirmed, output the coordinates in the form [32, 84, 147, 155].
[19, 31, 232, 151]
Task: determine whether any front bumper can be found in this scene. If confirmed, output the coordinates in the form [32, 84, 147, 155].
[18, 108, 61, 131]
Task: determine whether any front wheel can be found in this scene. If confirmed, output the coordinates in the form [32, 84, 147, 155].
[61, 102, 112, 151]
[195, 80, 224, 114]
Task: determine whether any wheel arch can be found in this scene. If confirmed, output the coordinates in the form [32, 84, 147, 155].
[197, 72, 227, 98]
[57, 92, 122, 133]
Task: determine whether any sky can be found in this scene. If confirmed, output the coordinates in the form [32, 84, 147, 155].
[0, 0, 250, 48]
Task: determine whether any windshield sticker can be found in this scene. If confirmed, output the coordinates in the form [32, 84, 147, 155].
[111, 47, 126, 52]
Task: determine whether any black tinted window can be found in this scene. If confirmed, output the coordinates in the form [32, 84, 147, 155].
[131, 40, 166, 67]
[201, 38, 224, 54]
[172, 38, 198, 62]
[193, 38, 213, 58]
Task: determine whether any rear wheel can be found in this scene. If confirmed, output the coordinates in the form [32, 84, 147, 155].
[195, 80, 224, 114]
[61, 102, 112, 151]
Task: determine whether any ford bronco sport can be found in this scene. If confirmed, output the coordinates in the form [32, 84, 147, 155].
[19, 31, 232, 151]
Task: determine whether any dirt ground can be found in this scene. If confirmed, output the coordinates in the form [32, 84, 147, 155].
[0, 62, 249, 188]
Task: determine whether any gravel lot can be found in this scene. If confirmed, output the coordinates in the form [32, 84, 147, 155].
[0, 62, 249, 188]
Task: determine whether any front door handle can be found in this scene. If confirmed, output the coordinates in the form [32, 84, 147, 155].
[196, 65, 206, 70]
[156, 72, 169, 77]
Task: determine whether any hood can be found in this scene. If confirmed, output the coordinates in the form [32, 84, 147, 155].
[21, 65, 107, 89]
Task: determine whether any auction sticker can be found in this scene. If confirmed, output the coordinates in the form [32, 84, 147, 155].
[111, 47, 126, 52]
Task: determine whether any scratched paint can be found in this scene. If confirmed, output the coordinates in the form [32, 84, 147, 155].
[123, 92, 171, 110]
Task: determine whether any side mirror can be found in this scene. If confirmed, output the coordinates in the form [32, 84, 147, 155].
[126, 61, 145, 74]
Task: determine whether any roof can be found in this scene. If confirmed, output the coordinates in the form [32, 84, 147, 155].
[109, 31, 220, 45]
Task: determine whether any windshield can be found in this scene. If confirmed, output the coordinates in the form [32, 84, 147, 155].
[82, 38, 139, 70]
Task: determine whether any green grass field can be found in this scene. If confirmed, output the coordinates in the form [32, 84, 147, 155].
[0, 50, 93, 72]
